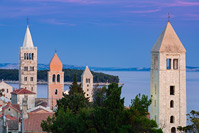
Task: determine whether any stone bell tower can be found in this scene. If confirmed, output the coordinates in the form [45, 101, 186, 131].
[48, 52, 64, 109]
[19, 24, 37, 95]
[150, 21, 186, 133]
[81, 66, 93, 102]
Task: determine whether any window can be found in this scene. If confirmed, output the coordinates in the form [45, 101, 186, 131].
[87, 94, 89, 96]
[32, 53, 34, 60]
[31, 87, 33, 92]
[24, 67, 28, 71]
[24, 77, 27, 81]
[171, 127, 176, 133]
[87, 84, 89, 87]
[30, 67, 34, 71]
[29, 53, 32, 60]
[170, 116, 174, 123]
[87, 89, 89, 91]
[166, 59, 171, 69]
[154, 57, 158, 69]
[7, 89, 8, 93]
[27, 53, 29, 60]
[57, 74, 60, 82]
[173, 59, 178, 70]
[170, 86, 175, 95]
[24, 53, 26, 60]
[9, 108, 10, 111]
[170, 100, 174, 108]
[55, 89, 58, 95]
[30, 77, 33, 81]
[52, 74, 56, 82]
[86, 78, 90, 83]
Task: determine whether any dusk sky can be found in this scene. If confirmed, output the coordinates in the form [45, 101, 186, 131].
[0, 0, 198, 67]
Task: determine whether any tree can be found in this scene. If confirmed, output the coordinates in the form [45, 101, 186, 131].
[178, 110, 199, 133]
[93, 85, 106, 107]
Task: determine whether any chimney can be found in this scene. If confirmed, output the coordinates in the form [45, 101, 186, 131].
[22, 95, 28, 119]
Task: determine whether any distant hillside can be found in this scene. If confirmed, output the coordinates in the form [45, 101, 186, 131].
[0, 63, 198, 72]
[0, 69, 119, 83]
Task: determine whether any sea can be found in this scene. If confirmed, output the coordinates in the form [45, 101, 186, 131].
[9, 71, 199, 114]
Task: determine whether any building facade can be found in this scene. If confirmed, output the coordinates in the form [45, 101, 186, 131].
[150, 21, 186, 133]
[19, 25, 37, 95]
[48, 53, 64, 109]
[81, 66, 93, 102]
[0, 80, 13, 100]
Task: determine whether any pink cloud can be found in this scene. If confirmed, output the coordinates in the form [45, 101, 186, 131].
[20, 0, 105, 4]
[40, 19, 76, 26]
[128, 9, 161, 14]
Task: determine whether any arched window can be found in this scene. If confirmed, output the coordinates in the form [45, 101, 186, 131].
[24, 53, 26, 60]
[57, 74, 60, 82]
[32, 53, 34, 60]
[170, 116, 175, 123]
[170, 100, 174, 108]
[52, 74, 56, 82]
[29, 53, 32, 60]
[171, 127, 176, 133]
[27, 53, 29, 60]
[55, 89, 58, 95]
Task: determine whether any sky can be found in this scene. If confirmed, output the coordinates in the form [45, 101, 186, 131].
[0, 0, 198, 67]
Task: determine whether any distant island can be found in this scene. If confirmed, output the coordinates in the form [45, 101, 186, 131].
[0, 63, 199, 72]
[0, 69, 119, 83]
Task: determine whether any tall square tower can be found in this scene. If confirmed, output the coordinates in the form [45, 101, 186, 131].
[150, 22, 186, 133]
[19, 25, 37, 95]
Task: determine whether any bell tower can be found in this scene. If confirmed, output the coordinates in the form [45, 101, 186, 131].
[48, 52, 64, 109]
[150, 21, 186, 133]
[81, 66, 93, 102]
[19, 24, 37, 95]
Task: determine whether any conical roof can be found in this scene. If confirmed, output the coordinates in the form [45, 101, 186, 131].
[151, 22, 186, 53]
[49, 53, 63, 71]
[82, 66, 93, 77]
[23, 26, 34, 48]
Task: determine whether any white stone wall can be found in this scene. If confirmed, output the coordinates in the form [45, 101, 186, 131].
[11, 94, 35, 110]
[150, 52, 186, 133]
[0, 82, 13, 100]
[19, 47, 37, 95]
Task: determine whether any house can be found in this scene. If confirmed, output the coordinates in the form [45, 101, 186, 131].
[0, 80, 13, 100]
[11, 88, 36, 110]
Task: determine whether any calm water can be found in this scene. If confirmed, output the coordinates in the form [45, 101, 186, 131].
[9, 71, 199, 114]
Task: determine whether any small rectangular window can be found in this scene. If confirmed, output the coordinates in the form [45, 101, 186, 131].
[86, 78, 90, 83]
[87, 89, 89, 91]
[166, 59, 171, 69]
[30, 77, 33, 81]
[7, 89, 8, 93]
[24, 77, 27, 81]
[24, 67, 28, 71]
[170, 86, 175, 95]
[30, 67, 34, 71]
[154, 58, 158, 69]
[173, 59, 178, 70]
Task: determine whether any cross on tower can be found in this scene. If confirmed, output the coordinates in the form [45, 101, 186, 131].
[27, 17, 29, 26]
[168, 12, 171, 22]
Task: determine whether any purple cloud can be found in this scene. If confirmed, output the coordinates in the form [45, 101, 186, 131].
[40, 19, 76, 26]
[128, 9, 161, 14]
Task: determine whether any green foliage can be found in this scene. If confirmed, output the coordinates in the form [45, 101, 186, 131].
[178, 110, 199, 133]
[41, 83, 163, 133]
[0, 69, 119, 83]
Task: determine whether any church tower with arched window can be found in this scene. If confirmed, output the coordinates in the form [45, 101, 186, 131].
[81, 66, 93, 102]
[48, 52, 64, 109]
[19, 25, 37, 94]
[150, 21, 186, 133]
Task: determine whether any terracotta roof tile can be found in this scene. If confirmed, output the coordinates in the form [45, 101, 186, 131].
[11, 88, 35, 95]
[24, 112, 54, 132]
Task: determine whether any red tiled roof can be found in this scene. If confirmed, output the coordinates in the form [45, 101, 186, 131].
[2, 103, 21, 114]
[24, 112, 54, 132]
[11, 88, 35, 95]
